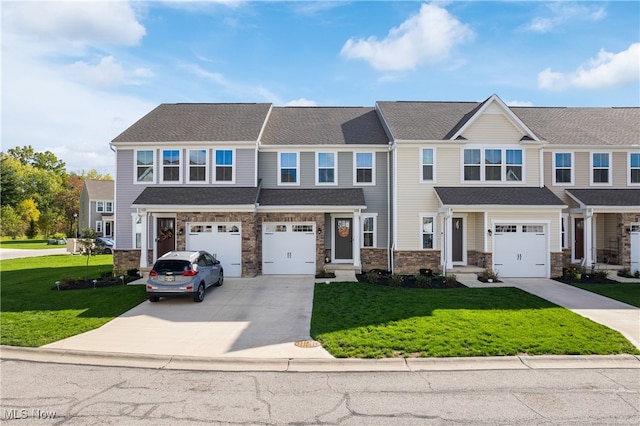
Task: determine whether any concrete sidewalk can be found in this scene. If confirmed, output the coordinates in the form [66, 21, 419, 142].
[457, 274, 640, 350]
[0, 248, 68, 260]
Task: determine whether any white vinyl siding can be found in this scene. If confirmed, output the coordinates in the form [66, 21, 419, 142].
[460, 113, 526, 143]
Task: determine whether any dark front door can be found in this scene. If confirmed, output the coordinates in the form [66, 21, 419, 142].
[452, 217, 463, 263]
[335, 218, 353, 260]
[574, 218, 584, 260]
[157, 218, 175, 257]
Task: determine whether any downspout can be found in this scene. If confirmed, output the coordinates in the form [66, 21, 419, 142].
[539, 145, 544, 188]
[387, 145, 392, 273]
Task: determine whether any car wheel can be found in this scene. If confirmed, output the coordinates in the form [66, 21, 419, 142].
[193, 283, 205, 302]
[148, 296, 159, 302]
[105, 248, 113, 254]
[216, 270, 224, 286]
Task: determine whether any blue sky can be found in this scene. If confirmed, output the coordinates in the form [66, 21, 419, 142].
[3, 1, 639, 175]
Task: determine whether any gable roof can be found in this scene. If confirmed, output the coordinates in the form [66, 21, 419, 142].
[112, 103, 272, 143]
[260, 107, 389, 145]
[511, 107, 640, 146]
[566, 189, 640, 207]
[83, 180, 114, 200]
[434, 186, 565, 207]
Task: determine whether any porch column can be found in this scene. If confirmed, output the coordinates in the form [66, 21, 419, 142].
[583, 208, 594, 267]
[140, 211, 148, 269]
[444, 208, 453, 271]
[353, 211, 361, 268]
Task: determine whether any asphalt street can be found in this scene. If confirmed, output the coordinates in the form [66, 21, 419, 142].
[1, 359, 638, 425]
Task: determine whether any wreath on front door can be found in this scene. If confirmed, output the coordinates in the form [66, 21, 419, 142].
[159, 227, 173, 241]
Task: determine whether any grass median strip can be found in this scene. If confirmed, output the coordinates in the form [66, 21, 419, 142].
[1, 255, 146, 347]
[311, 282, 640, 358]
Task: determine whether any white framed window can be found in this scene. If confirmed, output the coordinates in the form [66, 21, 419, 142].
[135, 149, 155, 183]
[553, 152, 573, 185]
[354, 152, 375, 185]
[421, 148, 435, 182]
[278, 152, 299, 185]
[161, 149, 181, 183]
[463, 147, 523, 182]
[96, 201, 113, 213]
[419, 213, 436, 250]
[361, 214, 377, 248]
[629, 152, 640, 185]
[214, 149, 234, 183]
[561, 214, 569, 249]
[188, 149, 208, 183]
[132, 214, 142, 249]
[591, 152, 611, 185]
[316, 152, 337, 185]
[95, 220, 103, 234]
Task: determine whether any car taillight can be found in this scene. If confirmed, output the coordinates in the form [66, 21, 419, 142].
[149, 270, 158, 276]
[182, 269, 197, 276]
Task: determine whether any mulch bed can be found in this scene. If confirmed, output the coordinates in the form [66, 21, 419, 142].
[553, 275, 620, 285]
[356, 273, 466, 289]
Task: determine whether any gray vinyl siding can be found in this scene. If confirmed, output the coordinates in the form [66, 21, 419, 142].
[236, 149, 256, 186]
[258, 152, 278, 187]
[364, 151, 389, 248]
[115, 149, 144, 249]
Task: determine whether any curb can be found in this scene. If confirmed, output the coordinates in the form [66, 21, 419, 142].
[2, 346, 639, 372]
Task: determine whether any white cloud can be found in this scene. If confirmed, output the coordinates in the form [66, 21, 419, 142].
[340, 2, 473, 71]
[524, 2, 606, 33]
[506, 100, 534, 107]
[284, 98, 317, 107]
[539, 43, 640, 91]
[67, 56, 154, 87]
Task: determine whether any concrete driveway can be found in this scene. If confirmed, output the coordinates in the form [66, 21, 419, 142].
[44, 276, 332, 359]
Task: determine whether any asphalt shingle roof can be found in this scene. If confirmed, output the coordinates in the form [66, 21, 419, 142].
[258, 188, 366, 207]
[434, 186, 565, 206]
[112, 103, 272, 143]
[566, 189, 640, 207]
[83, 180, 114, 200]
[261, 107, 389, 145]
[132, 187, 259, 206]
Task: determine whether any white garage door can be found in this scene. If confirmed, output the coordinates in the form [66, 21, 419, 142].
[631, 224, 640, 274]
[263, 222, 316, 275]
[493, 224, 548, 278]
[186, 223, 242, 277]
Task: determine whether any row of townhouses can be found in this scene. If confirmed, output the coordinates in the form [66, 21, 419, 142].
[110, 94, 640, 278]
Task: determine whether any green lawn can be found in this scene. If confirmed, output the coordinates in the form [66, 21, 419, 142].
[570, 282, 640, 308]
[311, 282, 639, 358]
[0, 239, 66, 250]
[1, 255, 146, 347]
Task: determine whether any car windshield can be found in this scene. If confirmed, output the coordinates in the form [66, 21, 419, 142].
[153, 260, 191, 274]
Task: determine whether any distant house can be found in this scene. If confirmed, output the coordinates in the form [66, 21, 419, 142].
[109, 96, 640, 277]
[79, 180, 115, 238]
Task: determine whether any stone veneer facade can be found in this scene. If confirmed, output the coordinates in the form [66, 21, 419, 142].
[360, 248, 389, 272]
[392, 250, 441, 275]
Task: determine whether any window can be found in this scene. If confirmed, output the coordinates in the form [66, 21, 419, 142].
[463, 148, 523, 182]
[591, 152, 610, 184]
[506, 149, 522, 181]
[279, 152, 298, 184]
[464, 149, 481, 181]
[317, 152, 336, 184]
[95, 221, 103, 234]
[554, 153, 573, 184]
[188, 149, 208, 183]
[361, 214, 377, 248]
[96, 201, 113, 213]
[523, 225, 544, 233]
[215, 149, 233, 182]
[355, 152, 374, 184]
[162, 149, 181, 183]
[420, 214, 436, 249]
[136, 150, 154, 183]
[630, 152, 640, 184]
[134, 215, 142, 249]
[421, 148, 434, 181]
[293, 224, 314, 232]
[495, 225, 517, 233]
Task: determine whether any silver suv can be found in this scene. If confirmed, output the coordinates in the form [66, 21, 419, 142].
[146, 250, 223, 303]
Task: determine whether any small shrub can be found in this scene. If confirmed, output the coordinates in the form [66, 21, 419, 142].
[99, 270, 113, 279]
[443, 274, 458, 288]
[419, 268, 433, 277]
[388, 274, 404, 287]
[366, 270, 380, 284]
[126, 268, 141, 277]
[480, 268, 499, 282]
[58, 275, 79, 289]
[564, 265, 582, 282]
[618, 268, 631, 278]
[415, 274, 431, 288]
[53, 232, 66, 240]
[594, 270, 608, 281]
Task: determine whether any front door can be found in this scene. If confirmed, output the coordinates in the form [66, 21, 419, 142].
[452, 217, 464, 263]
[334, 218, 353, 261]
[104, 221, 113, 238]
[574, 218, 584, 261]
[156, 218, 175, 258]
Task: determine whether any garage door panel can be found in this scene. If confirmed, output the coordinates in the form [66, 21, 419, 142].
[493, 223, 548, 278]
[263, 222, 315, 275]
[187, 223, 242, 277]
